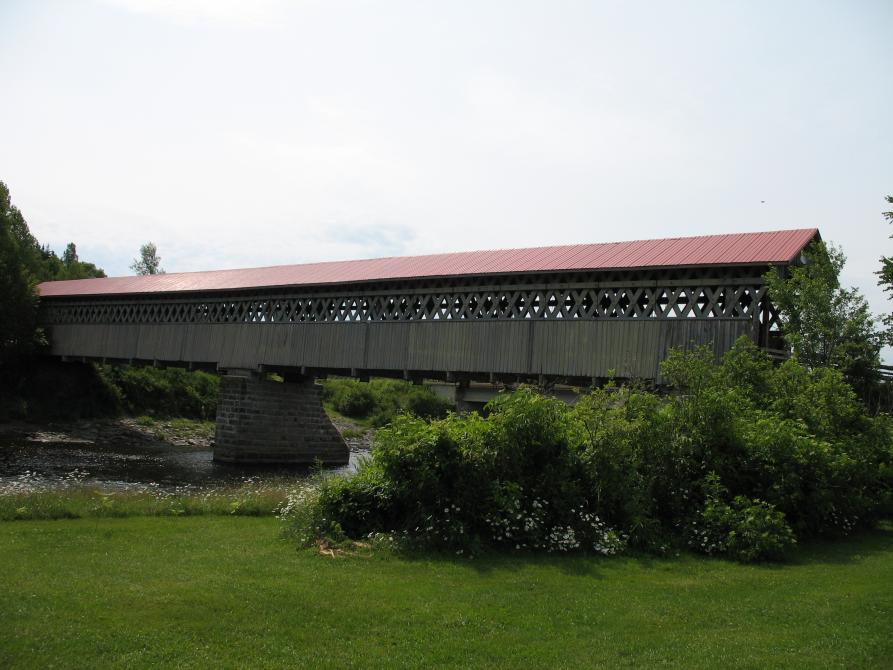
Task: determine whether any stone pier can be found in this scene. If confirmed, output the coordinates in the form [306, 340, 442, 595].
[214, 371, 349, 465]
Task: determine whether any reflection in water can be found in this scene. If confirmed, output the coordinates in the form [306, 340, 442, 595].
[0, 438, 366, 494]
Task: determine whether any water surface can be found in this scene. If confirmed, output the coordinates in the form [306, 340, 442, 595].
[0, 434, 365, 494]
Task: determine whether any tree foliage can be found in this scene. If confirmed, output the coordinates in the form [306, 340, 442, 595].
[0, 183, 105, 283]
[764, 240, 882, 398]
[0, 181, 105, 364]
[877, 195, 893, 333]
[320, 377, 453, 426]
[0, 182, 40, 362]
[131, 242, 164, 275]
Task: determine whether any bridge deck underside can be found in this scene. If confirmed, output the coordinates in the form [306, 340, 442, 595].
[47, 319, 751, 382]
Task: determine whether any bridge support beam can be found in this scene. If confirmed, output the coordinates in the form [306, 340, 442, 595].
[213, 371, 348, 465]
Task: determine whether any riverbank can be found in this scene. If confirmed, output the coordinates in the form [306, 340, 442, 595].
[0, 416, 215, 450]
[0, 413, 373, 453]
[1, 516, 891, 668]
[0, 414, 371, 501]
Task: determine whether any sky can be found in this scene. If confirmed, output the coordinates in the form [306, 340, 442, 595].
[1, 1, 891, 327]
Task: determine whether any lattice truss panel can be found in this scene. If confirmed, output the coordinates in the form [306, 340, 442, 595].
[40, 268, 782, 329]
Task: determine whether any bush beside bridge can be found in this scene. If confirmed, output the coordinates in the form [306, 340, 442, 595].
[285, 337, 893, 562]
[0, 358, 219, 422]
[320, 377, 453, 426]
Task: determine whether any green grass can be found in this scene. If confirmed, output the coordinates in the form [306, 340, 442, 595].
[324, 403, 378, 430]
[131, 415, 215, 441]
[0, 483, 295, 520]
[1, 517, 891, 669]
[341, 426, 370, 440]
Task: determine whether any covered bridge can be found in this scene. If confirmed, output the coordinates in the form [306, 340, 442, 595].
[37, 227, 818, 464]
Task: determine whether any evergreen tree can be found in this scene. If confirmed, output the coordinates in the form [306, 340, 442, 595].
[0, 182, 40, 363]
[62, 242, 78, 269]
[877, 195, 893, 340]
[0, 181, 107, 363]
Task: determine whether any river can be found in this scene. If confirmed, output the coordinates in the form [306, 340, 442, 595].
[0, 420, 367, 495]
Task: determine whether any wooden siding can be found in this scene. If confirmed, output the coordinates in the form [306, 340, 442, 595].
[47, 319, 752, 380]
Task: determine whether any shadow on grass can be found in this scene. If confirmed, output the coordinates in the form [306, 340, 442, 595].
[380, 548, 613, 578]
[327, 519, 893, 577]
[781, 521, 893, 567]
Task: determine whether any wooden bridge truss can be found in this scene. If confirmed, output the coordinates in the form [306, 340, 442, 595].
[41, 266, 780, 337]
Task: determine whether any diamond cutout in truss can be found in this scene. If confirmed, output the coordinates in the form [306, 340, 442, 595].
[739, 289, 753, 315]
[558, 291, 574, 318]
[450, 295, 464, 315]
[634, 290, 652, 318]
[464, 295, 479, 318]
[528, 293, 543, 317]
[344, 299, 358, 321]
[616, 291, 630, 314]
[513, 293, 527, 314]
[481, 295, 494, 318]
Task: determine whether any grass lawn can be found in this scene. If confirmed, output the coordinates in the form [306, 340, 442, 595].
[1, 517, 891, 669]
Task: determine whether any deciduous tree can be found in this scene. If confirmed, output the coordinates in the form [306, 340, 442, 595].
[131, 242, 164, 275]
[764, 240, 882, 400]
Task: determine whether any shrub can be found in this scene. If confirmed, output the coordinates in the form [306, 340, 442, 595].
[289, 390, 626, 555]
[688, 474, 796, 562]
[725, 497, 796, 562]
[321, 377, 452, 425]
[404, 387, 453, 420]
[330, 384, 376, 418]
[102, 365, 218, 419]
[282, 338, 893, 563]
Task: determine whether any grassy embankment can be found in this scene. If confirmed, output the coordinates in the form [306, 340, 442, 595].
[1, 516, 891, 669]
[0, 480, 294, 521]
[130, 415, 215, 443]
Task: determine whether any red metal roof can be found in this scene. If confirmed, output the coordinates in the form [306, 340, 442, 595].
[37, 228, 819, 298]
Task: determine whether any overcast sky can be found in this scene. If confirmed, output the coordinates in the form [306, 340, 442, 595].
[1, 1, 890, 320]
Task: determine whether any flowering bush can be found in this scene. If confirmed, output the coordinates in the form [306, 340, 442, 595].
[687, 474, 795, 561]
[281, 338, 893, 562]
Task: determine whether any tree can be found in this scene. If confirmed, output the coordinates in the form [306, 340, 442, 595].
[764, 240, 882, 400]
[56, 242, 105, 280]
[0, 182, 41, 363]
[877, 195, 893, 337]
[131, 242, 164, 276]
[0, 181, 107, 365]
[62, 242, 78, 269]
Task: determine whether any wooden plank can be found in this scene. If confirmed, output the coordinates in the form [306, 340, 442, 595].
[45, 318, 755, 381]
